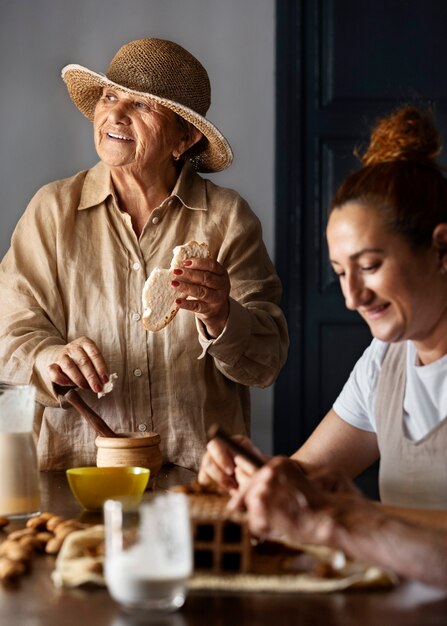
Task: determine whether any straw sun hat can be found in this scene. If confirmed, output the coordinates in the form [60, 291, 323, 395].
[62, 38, 233, 173]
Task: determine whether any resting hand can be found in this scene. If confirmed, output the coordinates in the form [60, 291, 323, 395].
[198, 435, 266, 494]
[47, 336, 109, 394]
[171, 257, 230, 338]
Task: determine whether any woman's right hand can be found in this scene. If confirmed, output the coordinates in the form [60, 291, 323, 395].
[198, 435, 268, 493]
[47, 336, 109, 394]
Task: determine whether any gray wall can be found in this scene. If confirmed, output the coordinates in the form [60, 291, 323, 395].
[0, 0, 276, 452]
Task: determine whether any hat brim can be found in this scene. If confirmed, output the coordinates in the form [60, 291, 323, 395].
[62, 64, 233, 173]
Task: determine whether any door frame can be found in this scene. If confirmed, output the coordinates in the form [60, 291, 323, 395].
[274, 0, 305, 453]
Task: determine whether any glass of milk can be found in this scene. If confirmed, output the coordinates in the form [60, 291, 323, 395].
[0, 382, 40, 518]
[104, 493, 193, 613]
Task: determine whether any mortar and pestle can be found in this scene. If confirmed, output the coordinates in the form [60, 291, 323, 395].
[62, 389, 162, 476]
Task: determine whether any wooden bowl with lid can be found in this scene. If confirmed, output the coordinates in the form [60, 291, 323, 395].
[95, 431, 162, 477]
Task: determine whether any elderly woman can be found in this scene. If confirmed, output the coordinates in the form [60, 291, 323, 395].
[0, 38, 288, 470]
[199, 105, 447, 513]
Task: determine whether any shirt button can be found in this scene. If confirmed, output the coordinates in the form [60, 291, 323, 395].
[132, 312, 141, 322]
[152, 216, 159, 225]
[138, 423, 147, 432]
[132, 262, 141, 271]
[133, 368, 142, 377]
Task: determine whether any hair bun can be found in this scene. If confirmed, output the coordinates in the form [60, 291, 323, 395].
[359, 106, 442, 167]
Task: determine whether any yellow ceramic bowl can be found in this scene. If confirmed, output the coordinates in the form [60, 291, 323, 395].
[66, 466, 150, 511]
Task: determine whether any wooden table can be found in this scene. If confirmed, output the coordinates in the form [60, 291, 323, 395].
[1, 468, 447, 626]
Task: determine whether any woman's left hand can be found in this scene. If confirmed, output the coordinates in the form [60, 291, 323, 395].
[171, 257, 231, 337]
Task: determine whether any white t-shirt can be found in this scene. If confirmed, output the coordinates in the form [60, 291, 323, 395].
[333, 338, 447, 442]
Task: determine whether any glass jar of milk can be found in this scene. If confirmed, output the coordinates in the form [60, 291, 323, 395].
[104, 493, 193, 612]
[0, 383, 40, 518]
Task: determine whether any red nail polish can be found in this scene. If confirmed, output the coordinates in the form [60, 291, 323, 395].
[173, 268, 183, 275]
[183, 260, 192, 266]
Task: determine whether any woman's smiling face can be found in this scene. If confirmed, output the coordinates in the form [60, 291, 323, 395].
[93, 88, 187, 173]
[327, 201, 443, 344]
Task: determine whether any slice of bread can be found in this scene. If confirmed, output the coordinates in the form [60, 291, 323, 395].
[142, 269, 179, 332]
[142, 240, 210, 332]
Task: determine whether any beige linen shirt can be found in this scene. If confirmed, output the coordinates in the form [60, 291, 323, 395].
[0, 161, 288, 470]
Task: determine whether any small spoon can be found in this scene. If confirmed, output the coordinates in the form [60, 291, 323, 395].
[61, 388, 118, 438]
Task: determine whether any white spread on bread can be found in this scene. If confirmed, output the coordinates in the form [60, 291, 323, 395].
[97, 372, 118, 399]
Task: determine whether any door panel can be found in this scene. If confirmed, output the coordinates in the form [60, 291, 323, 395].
[323, 0, 447, 105]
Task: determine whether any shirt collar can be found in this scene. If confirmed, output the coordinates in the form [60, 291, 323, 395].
[78, 161, 207, 213]
[78, 161, 114, 211]
[169, 162, 207, 212]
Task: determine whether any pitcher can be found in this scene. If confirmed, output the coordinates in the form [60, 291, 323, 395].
[0, 383, 40, 517]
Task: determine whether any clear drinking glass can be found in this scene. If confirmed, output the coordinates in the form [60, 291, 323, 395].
[0, 382, 40, 518]
[104, 493, 193, 613]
